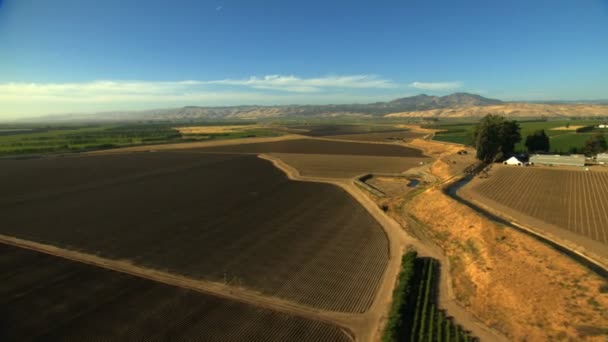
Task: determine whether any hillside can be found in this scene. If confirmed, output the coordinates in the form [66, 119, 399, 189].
[22, 93, 608, 122]
[385, 103, 608, 118]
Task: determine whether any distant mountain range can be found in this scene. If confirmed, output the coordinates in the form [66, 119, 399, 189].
[19, 93, 608, 122]
[158, 92, 504, 119]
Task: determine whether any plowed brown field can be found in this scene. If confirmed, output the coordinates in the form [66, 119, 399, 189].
[324, 131, 425, 142]
[0, 244, 351, 341]
[463, 165, 608, 258]
[0, 152, 388, 313]
[187, 138, 425, 157]
[269, 153, 429, 178]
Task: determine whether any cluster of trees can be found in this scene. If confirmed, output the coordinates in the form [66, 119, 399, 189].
[472, 115, 608, 162]
[471, 115, 521, 162]
[582, 134, 608, 155]
[525, 130, 550, 153]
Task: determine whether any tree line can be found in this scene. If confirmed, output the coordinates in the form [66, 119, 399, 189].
[471, 115, 607, 162]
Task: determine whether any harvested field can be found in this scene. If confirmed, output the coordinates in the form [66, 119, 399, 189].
[189, 138, 425, 157]
[175, 124, 257, 134]
[325, 131, 425, 142]
[0, 244, 351, 341]
[462, 165, 608, 260]
[0, 152, 389, 312]
[270, 153, 429, 179]
[282, 124, 404, 137]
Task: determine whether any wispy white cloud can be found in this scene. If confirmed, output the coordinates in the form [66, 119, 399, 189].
[206, 75, 398, 92]
[409, 81, 462, 91]
[0, 76, 404, 118]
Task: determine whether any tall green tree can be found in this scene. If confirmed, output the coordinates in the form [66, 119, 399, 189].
[471, 115, 521, 162]
[582, 134, 607, 155]
[525, 129, 550, 152]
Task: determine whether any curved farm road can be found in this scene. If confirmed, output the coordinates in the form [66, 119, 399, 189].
[259, 154, 508, 342]
[0, 136, 504, 341]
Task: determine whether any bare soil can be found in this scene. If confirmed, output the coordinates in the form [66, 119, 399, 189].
[0, 243, 351, 342]
[0, 152, 389, 313]
[323, 131, 425, 142]
[187, 138, 426, 157]
[269, 153, 429, 179]
[461, 164, 608, 263]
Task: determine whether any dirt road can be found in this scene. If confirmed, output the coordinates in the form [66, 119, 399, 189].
[259, 154, 508, 342]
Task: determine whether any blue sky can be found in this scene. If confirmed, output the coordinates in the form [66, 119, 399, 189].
[1, 0, 607, 118]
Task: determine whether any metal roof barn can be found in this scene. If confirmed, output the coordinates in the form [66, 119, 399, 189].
[529, 154, 586, 167]
[596, 153, 608, 164]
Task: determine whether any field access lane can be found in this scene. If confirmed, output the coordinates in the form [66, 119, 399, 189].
[0, 152, 389, 313]
[0, 244, 351, 342]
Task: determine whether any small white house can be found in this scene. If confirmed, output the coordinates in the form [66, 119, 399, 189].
[503, 156, 523, 166]
[598, 124, 608, 129]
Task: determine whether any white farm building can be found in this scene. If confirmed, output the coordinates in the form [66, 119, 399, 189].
[596, 153, 608, 164]
[503, 156, 524, 166]
[529, 154, 586, 167]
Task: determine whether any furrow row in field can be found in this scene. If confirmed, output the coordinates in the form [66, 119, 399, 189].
[470, 166, 608, 247]
[0, 152, 389, 313]
[1, 244, 352, 341]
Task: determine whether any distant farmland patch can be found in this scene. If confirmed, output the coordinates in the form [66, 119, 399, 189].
[0, 244, 351, 341]
[282, 124, 406, 137]
[191, 138, 426, 157]
[0, 152, 389, 312]
[270, 153, 429, 178]
[324, 130, 425, 142]
[461, 165, 608, 260]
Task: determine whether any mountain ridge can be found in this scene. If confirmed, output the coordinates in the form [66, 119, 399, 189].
[14, 93, 608, 122]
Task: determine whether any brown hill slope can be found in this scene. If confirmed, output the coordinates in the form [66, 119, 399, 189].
[385, 103, 608, 118]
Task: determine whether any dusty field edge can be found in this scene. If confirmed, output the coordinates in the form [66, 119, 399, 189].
[453, 180, 608, 277]
[354, 172, 509, 342]
[0, 234, 357, 341]
[259, 154, 507, 342]
[259, 154, 408, 342]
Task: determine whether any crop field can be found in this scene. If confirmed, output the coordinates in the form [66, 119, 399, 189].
[383, 252, 476, 342]
[464, 165, 608, 249]
[324, 131, 425, 142]
[191, 138, 426, 157]
[430, 120, 605, 152]
[0, 244, 351, 341]
[0, 152, 389, 312]
[270, 153, 429, 178]
[282, 124, 407, 137]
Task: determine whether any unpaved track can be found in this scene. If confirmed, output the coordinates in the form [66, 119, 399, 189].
[0, 234, 358, 339]
[3, 136, 505, 341]
[259, 154, 508, 342]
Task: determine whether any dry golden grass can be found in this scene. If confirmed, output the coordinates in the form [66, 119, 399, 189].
[395, 134, 608, 341]
[175, 125, 259, 134]
[407, 188, 608, 341]
[386, 103, 608, 118]
[550, 125, 585, 131]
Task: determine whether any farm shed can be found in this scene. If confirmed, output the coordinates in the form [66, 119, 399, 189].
[596, 153, 608, 164]
[598, 124, 608, 129]
[503, 156, 523, 166]
[529, 154, 585, 167]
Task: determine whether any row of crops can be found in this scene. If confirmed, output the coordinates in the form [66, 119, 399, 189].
[383, 251, 477, 342]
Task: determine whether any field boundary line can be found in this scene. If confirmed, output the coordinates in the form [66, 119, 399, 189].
[258, 153, 508, 342]
[452, 182, 608, 277]
[0, 234, 360, 340]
